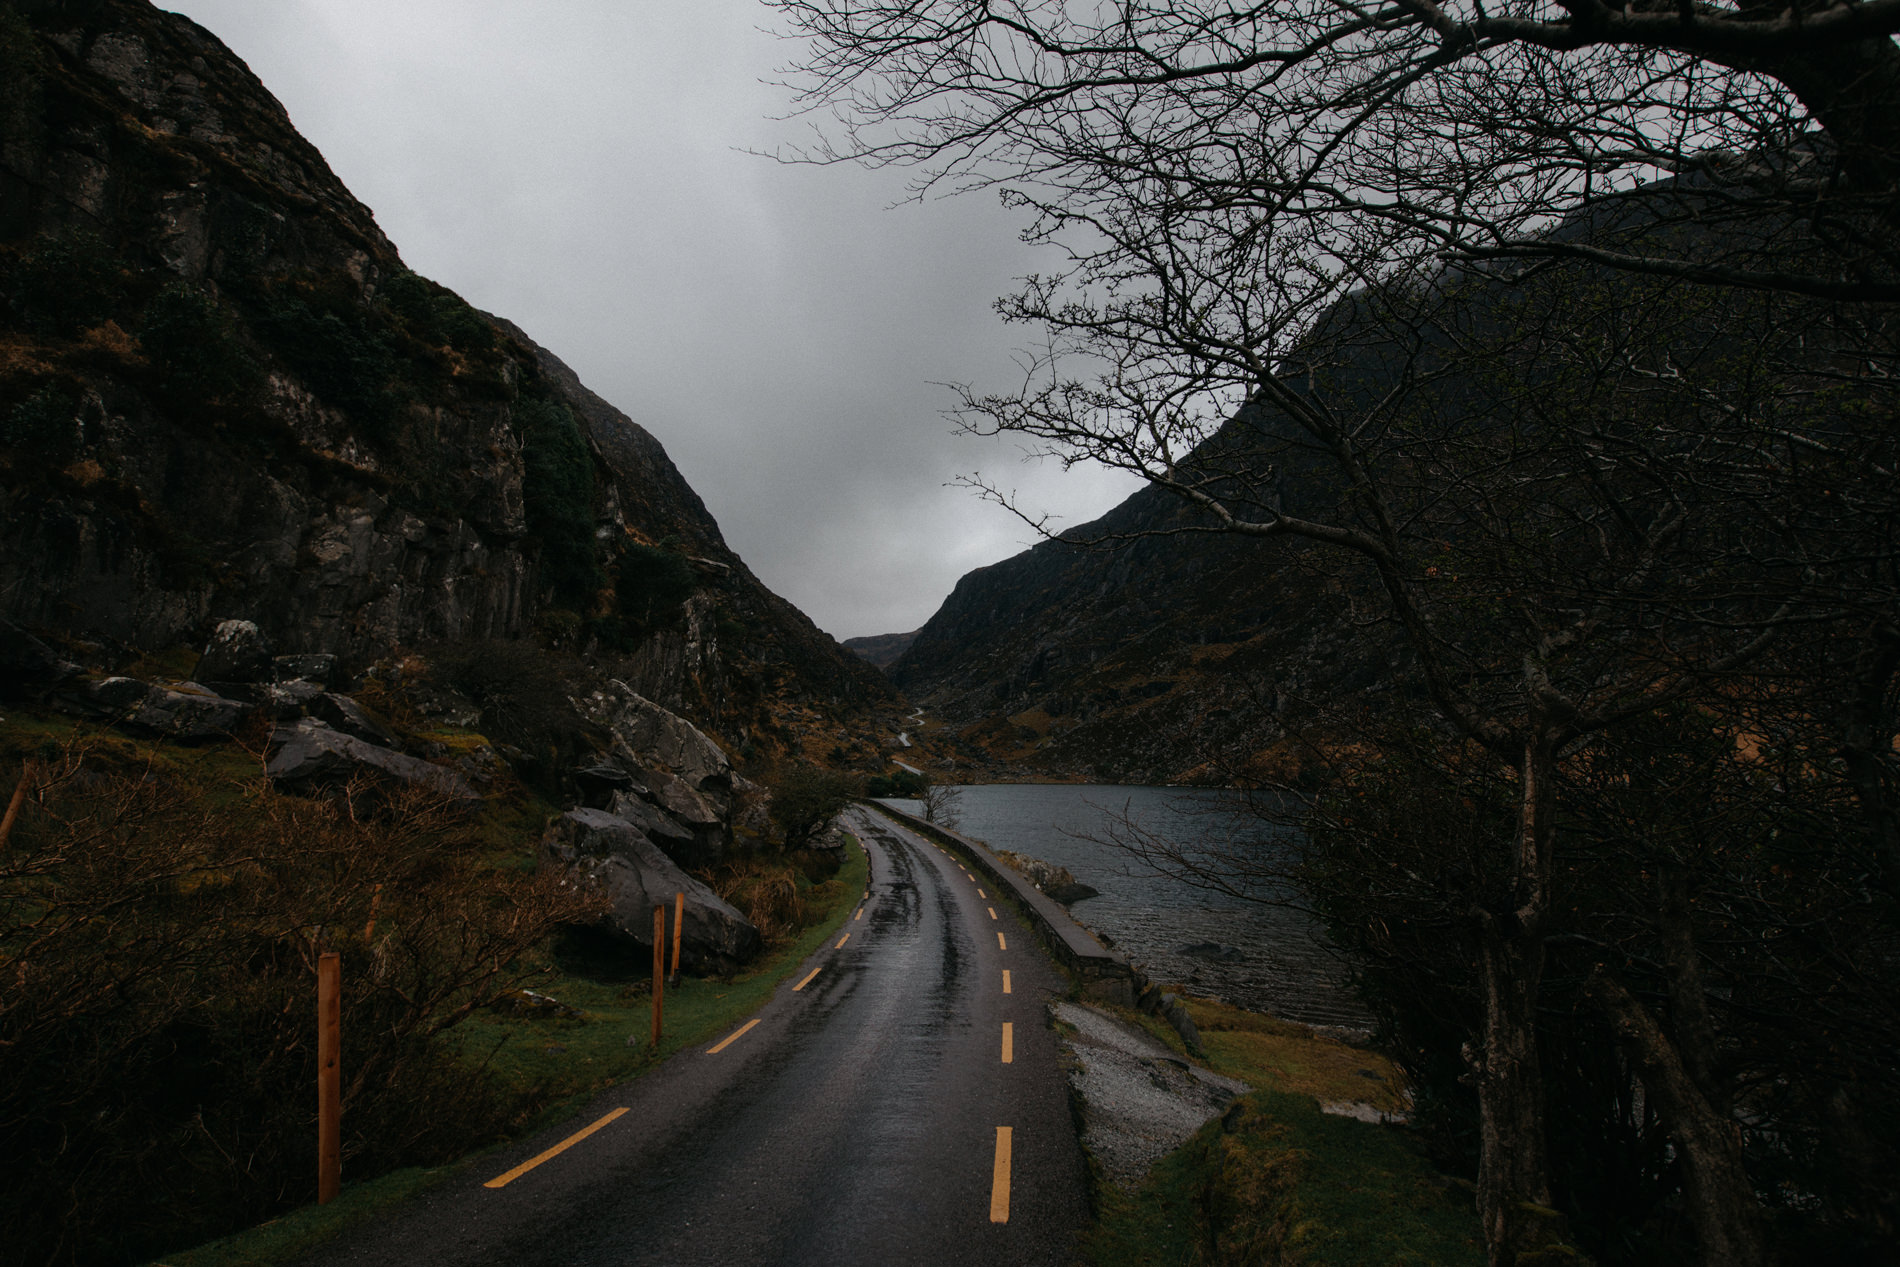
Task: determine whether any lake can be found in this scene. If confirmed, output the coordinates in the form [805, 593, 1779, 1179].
[882, 783, 1371, 1030]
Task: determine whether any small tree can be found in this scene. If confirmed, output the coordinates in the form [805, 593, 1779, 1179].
[767, 763, 857, 850]
[918, 778, 963, 830]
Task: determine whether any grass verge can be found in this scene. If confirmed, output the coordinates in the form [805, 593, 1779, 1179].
[1083, 995, 1482, 1267]
[158, 838, 869, 1267]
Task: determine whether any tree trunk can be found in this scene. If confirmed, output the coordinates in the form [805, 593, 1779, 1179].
[1476, 924, 1558, 1265]
[1587, 972, 1769, 1267]
[1656, 864, 1725, 1115]
[1473, 731, 1564, 1266]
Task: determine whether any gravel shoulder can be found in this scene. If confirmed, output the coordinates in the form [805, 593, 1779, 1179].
[1052, 1000, 1251, 1192]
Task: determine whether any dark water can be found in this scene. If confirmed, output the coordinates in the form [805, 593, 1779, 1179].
[885, 784, 1370, 1029]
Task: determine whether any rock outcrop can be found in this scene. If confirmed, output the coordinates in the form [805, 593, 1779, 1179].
[541, 808, 761, 971]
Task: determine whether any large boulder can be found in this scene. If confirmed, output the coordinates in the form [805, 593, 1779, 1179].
[195, 619, 272, 685]
[128, 681, 253, 741]
[541, 808, 760, 971]
[308, 693, 399, 747]
[606, 789, 700, 856]
[266, 718, 480, 812]
[590, 682, 731, 796]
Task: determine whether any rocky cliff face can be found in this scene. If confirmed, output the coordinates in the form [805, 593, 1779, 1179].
[0, 0, 894, 753]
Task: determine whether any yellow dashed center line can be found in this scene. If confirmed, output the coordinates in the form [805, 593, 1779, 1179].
[854, 906, 864, 921]
[793, 966, 822, 992]
[977, 888, 987, 898]
[997, 931, 1007, 951]
[1001, 1022, 1014, 1064]
[835, 932, 851, 949]
[707, 1018, 761, 1054]
[1002, 969, 1012, 994]
[987, 906, 998, 920]
[990, 1127, 1013, 1223]
[485, 1107, 628, 1189]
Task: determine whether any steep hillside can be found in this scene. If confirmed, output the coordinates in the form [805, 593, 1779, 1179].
[0, 0, 896, 755]
[892, 474, 1407, 784]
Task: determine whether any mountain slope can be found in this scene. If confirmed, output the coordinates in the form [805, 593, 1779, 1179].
[892, 476, 1404, 784]
[0, 0, 895, 751]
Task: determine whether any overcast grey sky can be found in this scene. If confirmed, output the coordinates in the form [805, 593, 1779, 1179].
[159, 1, 1142, 641]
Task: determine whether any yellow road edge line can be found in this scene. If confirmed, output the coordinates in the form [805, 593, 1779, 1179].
[1002, 969, 1012, 994]
[484, 1106, 628, 1189]
[990, 1127, 1013, 1223]
[836, 931, 851, 949]
[1002, 1021, 1013, 1064]
[793, 966, 823, 992]
[997, 931, 1007, 951]
[707, 1017, 762, 1054]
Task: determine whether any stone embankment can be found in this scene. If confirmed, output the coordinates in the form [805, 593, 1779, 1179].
[862, 800, 1205, 1055]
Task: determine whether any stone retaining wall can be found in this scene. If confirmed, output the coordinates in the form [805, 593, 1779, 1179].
[859, 800, 1207, 1054]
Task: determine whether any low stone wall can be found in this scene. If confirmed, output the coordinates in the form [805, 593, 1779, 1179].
[858, 801, 1210, 1056]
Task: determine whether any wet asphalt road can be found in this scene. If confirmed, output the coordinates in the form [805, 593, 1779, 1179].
[299, 805, 1087, 1267]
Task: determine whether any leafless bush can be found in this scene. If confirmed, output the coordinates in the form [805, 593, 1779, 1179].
[0, 741, 599, 1267]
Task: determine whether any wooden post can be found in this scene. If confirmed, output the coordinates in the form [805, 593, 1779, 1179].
[670, 890, 685, 982]
[317, 952, 341, 1205]
[651, 905, 665, 1047]
[0, 759, 36, 852]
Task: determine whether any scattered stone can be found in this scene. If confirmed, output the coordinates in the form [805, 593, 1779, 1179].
[64, 675, 152, 716]
[405, 680, 482, 728]
[308, 692, 398, 747]
[266, 718, 480, 811]
[541, 807, 760, 970]
[195, 619, 272, 684]
[1179, 941, 1246, 962]
[1319, 1100, 1411, 1125]
[1048, 882, 1101, 904]
[257, 678, 326, 719]
[128, 681, 252, 741]
[489, 988, 586, 1020]
[271, 653, 337, 686]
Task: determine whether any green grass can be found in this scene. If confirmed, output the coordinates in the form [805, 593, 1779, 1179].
[158, 839, 869, 1267]
[1086, 1090, 1481, 1267]
[451, 839, 869, 1117]
[1083, 996, 1482, 1267]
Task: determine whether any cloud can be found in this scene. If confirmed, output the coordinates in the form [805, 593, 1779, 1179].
[165, 0, 1144, 638]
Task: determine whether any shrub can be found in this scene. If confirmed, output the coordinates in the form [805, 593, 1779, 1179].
[765, 763, 858, 851]
[515, 395, 601, 608]
[139, 282, 260, 407]
[381, 269, 494, 352]
[0, 743, 598, 1266]
[250, 287, 398, 432]
[5, 229, 133, 338]
[593, 542, 697, 650]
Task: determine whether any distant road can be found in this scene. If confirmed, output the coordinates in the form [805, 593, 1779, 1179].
[300, 805, 1087, 1267]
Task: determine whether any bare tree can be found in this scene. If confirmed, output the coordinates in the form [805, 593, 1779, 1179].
[767, 6, 1900, 1262]
[919, 778, 965, 829]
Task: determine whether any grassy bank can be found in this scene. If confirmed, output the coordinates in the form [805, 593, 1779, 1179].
[1084, 997, 1483, 1266]
[161, 838, 868, 1266]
